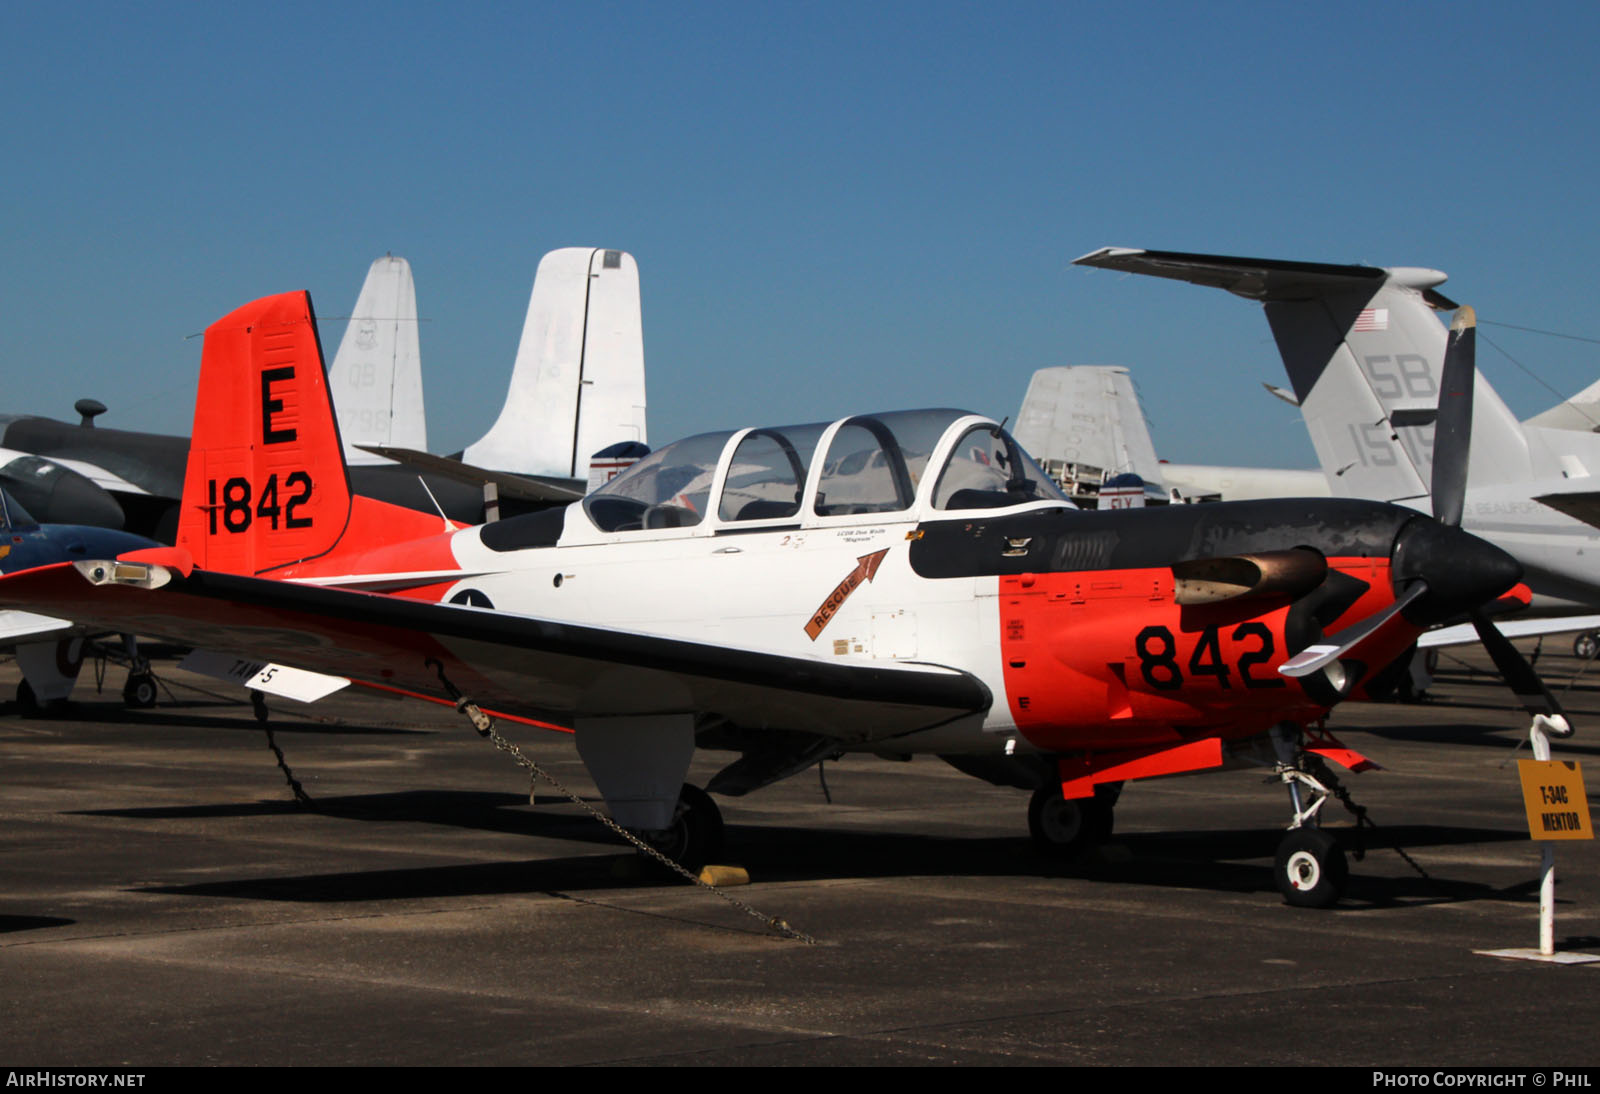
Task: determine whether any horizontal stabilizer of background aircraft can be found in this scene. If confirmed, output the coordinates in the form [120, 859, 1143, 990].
[330, 254, 426, 463]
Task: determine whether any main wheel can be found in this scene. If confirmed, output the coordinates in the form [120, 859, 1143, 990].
[123, 673, 158, 709]
[1028, 784, 1113, 859]
[1274, 827, 1348, 908]
[1574, 632, 1599, 661]
[639, 784, 725, 873]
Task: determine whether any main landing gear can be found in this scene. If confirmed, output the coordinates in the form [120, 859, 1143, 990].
[1270, 723, 1348, 908]
[122, 671, 158, 709]
[1027, 782, 1118, 860]
[636, 783, 725, 873]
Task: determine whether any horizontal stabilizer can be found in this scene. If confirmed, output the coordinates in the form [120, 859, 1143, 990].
[1074, 248, 1390, 301]
[0, 609, 72, 643]
[358, 445, 585, 504]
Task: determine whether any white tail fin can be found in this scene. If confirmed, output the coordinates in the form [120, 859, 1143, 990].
[330, 255, 425, 463]
[464, 248, 647, 478]
[1074, 248, 1534, 507]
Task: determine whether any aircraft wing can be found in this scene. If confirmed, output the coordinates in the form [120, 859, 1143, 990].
[1418, 613, 1600, 649]
[1533, 490, 1600, 530]
[0, 562, 991, 738]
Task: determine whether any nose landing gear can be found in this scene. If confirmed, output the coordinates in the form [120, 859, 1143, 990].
[1270, 722, 1348, 908]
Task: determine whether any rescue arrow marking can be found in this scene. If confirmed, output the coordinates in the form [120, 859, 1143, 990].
[805, 549, 889, 640]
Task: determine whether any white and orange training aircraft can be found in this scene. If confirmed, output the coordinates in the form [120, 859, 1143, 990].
[0, 291, 1566, 906]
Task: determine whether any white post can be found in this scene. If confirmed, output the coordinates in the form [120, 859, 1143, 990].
[1530, 716, 1556, 957]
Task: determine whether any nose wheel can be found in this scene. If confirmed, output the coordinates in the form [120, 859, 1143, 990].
[1270, 723, 1351, 907]
[1275, 826, 1348, 908]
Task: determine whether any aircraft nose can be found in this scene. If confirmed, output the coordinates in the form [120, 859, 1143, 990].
[0, 461, 126, 530]
[1390, 518, 1522, 623]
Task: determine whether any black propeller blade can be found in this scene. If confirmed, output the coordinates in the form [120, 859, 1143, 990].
[1469, 609, 1574, 735]
[1426, 304, 1572, 736]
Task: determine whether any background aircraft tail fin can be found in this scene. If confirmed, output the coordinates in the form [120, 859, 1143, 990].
[1074, 248, 1532, 506]
[464, 248, 647, 478]
[1526, 374, 1600, 432]
[1012, 365, 1166, 504]
[177, 291, 355, 575]
[329, 255, 425, 463]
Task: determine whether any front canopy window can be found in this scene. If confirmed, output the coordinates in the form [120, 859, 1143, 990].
[932, 423, 1070, 509]
[583, 431, 734, 532]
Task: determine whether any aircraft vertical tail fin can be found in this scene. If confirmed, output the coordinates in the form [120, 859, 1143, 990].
[330, 255, 425, 463]
[1073, 248, 1533, 506]
[177, 292, 353, 576]
[1012, 366, 1167, 503]
[464, 248, 647, 478]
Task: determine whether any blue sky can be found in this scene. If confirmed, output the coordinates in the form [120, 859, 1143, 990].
[4, 1, 1598, 468]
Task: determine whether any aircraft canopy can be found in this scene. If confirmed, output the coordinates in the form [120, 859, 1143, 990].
[582, 408, 1069, 533]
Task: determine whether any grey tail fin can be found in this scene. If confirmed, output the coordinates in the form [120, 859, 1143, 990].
[330, 255, 425, 463]
[1013, 365, 1167, 503]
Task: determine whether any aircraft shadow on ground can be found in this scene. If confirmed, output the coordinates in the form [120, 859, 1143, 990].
[1349, 713, 1600, 757]
[116, 789, 1536, 911]
[3, 700, 432, 736]
[0, 915, 75, 934]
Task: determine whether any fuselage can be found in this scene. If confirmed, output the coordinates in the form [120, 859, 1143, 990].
[271, 410, 1455, 759]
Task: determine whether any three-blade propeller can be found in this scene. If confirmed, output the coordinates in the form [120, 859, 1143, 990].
[1282, 307, 1573, 736]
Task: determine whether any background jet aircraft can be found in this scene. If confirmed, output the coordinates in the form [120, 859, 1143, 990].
[0, 289, 1563, 909]
[0, 488, 159, 709]
[1075, 247, 1600, 620]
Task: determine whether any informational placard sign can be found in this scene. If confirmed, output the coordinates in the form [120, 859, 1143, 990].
[1517, 760, 1593, 841]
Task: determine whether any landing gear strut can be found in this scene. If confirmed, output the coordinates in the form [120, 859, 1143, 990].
[637, 783, 725, 872]
[1270, 723, 1348, 908]
[1028, 782, 1116, 860]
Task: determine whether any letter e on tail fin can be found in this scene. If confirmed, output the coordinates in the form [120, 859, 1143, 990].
[178, 291, 353, 575]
